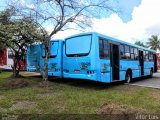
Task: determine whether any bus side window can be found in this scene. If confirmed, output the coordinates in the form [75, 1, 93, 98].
[145, 51, 149, 61]
[99, 38, 109, 59]
[99, 39, 103, 58]
[120, 44, 125, 59]
[149, 52, 153, 61]
[131, 47, 135, 60]
[103, 40, 108, 58]
[134, 48, 138, 60]
[124, 45, 130, 59]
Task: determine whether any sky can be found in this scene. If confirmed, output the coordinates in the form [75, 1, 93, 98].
[52, 0, 160, 44]
[0, 0, 160, 44]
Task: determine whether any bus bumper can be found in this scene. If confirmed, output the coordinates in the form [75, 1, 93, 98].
[48, 71, 62, 77]
[63, 72, 97, 81]
[27, 67, 37, 72]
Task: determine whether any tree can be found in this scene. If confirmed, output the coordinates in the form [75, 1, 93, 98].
[0, 9, 48, 77]
[135, 41, 147, 47]
[8, 0, 118, 81]
[147, 35, 160, 51]
[0, 43, 6, 51]
[0, 9, 11, 51]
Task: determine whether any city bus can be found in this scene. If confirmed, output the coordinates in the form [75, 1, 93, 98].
[40, 40, 63, 77]
[26, 43, 41, 72]
[63, 32, 157, 83]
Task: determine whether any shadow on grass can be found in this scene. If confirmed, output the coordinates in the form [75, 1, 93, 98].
[47, 75, 156, 90]
[48, 77, 126, 90]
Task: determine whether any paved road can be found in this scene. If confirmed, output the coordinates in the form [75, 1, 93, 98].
[20, 72, 41, 77]
[129, 72, 160, 89]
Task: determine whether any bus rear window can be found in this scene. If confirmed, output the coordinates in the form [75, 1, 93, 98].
[65, 35, 92, 57]
[42, 41, 59, 58]
[50, 42, 59, 58]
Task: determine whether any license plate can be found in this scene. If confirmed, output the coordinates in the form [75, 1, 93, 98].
[74, 70, 80, 73]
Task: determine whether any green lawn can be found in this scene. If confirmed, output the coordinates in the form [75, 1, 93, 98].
[0, 72, 160, 118]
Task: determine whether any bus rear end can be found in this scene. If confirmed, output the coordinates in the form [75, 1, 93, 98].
[63, 33, 97, 81]
[41, 40, 63, 77]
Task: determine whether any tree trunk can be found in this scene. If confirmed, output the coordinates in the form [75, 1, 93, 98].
[12, 58, 21, 77]
[13, 65, 17, 77]
[43, 55, 48, 81]
[43, 38, 50, 81]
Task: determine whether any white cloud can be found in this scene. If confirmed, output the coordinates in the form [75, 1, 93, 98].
[26, 4, 35, 9]
[46, 0, 160, 43]
[90, 0, 160, 43]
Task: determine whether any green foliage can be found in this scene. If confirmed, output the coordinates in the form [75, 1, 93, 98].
[0, 43, 5, 51]
[135, 35, 160, 51]
[135, 41, 147, 47]
[0, 8, 48, 77]
[147, 35, 160, 51]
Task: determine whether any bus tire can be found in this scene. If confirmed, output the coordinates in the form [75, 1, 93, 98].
[125, 71, 132, 83]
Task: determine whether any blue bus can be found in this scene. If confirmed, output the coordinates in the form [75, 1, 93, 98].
[40, 40, 63, 77]
[26, 43, 41, 72]
[63, 32, 157, 83]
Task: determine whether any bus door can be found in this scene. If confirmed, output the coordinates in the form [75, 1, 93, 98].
[110, 43, 120, 81]
[153, 54, 157, 72]
[139, 50, 144, 75]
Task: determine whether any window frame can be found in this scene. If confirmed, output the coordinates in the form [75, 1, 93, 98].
[124, 45, 131, 60]
[65, 34, 92, 57]
[99, 38, 109, 59]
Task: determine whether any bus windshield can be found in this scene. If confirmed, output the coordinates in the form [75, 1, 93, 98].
[65, 35, 92, 57]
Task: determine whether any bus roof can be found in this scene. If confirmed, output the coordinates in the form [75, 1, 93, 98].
[50, 39, 63, 42]
[65, 32, 156, 53]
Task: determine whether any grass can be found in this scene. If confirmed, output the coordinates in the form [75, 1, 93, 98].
[0, 71, 160, 118]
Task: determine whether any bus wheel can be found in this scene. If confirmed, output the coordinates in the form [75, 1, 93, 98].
[125, 71, 132, 83]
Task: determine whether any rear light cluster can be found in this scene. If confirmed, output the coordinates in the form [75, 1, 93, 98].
[63, 69, 69, 73]
[87, 70, 95, 74]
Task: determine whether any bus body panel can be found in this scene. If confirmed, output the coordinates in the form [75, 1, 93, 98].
[40, 40, 63, 77]
[99, 59, 111, 83]
[63, 57, 98, 81]
[144, 61, 154, 76]
[120, 60, 140, 79]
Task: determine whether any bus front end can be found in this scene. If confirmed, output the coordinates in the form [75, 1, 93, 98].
[63, 33, 97, 81]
